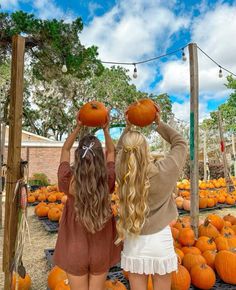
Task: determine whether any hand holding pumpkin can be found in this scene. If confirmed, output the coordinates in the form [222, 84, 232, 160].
[102, 108, 111, 131]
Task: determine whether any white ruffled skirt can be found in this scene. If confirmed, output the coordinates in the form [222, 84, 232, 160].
[121, 225, 177, 275]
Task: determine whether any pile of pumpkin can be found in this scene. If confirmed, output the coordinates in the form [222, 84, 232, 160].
[169, 213, 236, 289]
[27, 185, 67, 204]
[176, 187, 236, 212]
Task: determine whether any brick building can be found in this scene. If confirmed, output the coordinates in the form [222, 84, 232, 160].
[4, 127, 78, 184]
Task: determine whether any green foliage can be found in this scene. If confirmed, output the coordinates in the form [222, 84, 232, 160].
[29, 173, 50, 186]
[0, 11, 103, 81]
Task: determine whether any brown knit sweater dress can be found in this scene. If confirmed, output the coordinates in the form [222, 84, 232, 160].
[53, 161, 121, 276]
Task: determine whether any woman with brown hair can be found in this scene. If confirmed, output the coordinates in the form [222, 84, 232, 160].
[115, 108, 187, 290]
[53, 117, 121, 290]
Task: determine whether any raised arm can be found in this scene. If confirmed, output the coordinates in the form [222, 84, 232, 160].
[102, 112, 115, 162]
[60, 124, 82, 164]
[116, 112, 132, 153]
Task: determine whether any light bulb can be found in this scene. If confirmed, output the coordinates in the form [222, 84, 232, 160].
[62, 64, 68, 73]
[182, 51, 187, 61]
[133, 65, 138, 78]
[219, 67, 223, 78]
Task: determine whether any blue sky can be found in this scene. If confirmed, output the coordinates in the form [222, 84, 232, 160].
[1, 0, 236, 132]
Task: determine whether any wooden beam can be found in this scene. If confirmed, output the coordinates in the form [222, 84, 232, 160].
[3, 35, 25, 289]
[188, 43, 199, 237]
[217, 111, 235, 192]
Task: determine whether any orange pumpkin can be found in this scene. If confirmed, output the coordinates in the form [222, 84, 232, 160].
[171, 227, 179, 240]
[48, 266, 68, 290]
[126, 99, 157, 127]
[207, 214, 224, 230]
[48, 194, 57, 203]
[223, 214, 236, 225]
[199, 197, 208, 209]
[202, 250, 217, 270]
[215, 249, 236, 284]
[181, 246, 201, 255]
[175, 248, 184, 263]
[178, 228, 195, 246]
[104, 279, 127, 290]
[36, 205, 49, 217]
[183, 199, 190, 211]
[78, 101, 108, 127]
[171, 264, 191, 290]
[12, 273, 31, 290]
[48, 208, 61, 221]
[190, 263, 216, 290]
[195, 236, 216, 253]
[198, 219, 220, 239]
[27, 194, 36, 203]
[226, 195, 235, 205]
[182, 253, 206, 271]
[221, 226, 235, 236]
[55, 279, 70, 290]
[38, 193, 47, 201]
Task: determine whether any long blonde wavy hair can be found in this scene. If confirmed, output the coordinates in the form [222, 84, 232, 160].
[69, 135, 111, 233]
[115, 130, 151, 243]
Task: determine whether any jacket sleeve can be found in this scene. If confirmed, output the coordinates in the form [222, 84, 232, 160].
[155, 121, 188, 174]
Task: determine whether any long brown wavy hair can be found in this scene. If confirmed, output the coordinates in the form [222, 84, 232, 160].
[115, 130, 151, 243]
[69, 135, 111, 233]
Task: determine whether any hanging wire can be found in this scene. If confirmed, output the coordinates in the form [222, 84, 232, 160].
[197, 45, 236, 77]
[100, 44, 189, 65]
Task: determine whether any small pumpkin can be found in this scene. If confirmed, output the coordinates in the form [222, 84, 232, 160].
[104, 279, 127, 290]
[215, 249, 236, 284]
[199, 197, 208, 209]
[190, 263, 216, 290]
[171, 264, 191, 290]
[182, 253, 206, 271]
[48, 266, 68, 290]
[223, 214, 236, 225]
[171, 227, 179, 240]
[181, 246, 201, 255]
[178, 228, 195, 246]
[183, 199, 190, 211]
[36, 205, 49, 217]
[195, 236, 216, 253]
[198, 219, 220, 239]
[126, 98, 157, 127]
[202, 250, 217, 270]
[12, 273, 31, 290]
[175, 196, 184, 209]
[78, 101, 108, 127]
[48, 194, 57, 203]
[175, 248, 184, 263]
[55, 279, 70, 290]
[207, 214, 224, 230]
[221, 226, 235, 236]
[48, 208, 61, 221]
[27, 194, 36, 203]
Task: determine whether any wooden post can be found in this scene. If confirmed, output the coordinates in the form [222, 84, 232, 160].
[203, 131, 207, 181]
[0, 122, 2, 229]
[232, 134, 236, 177]
[217, 111, 235, 192]
[3, 35, 25, 289]
[188, 43, 199, 237]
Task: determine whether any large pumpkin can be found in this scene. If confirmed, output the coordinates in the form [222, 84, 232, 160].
[126, 99, 157, 127]
[182, 253, 206, 271]
[215, 249, 236, 284]
[104, 279, 127, 290]
[12, 273, 31, 290]
[48, 266, 68, 290]
[190, 263, 216, 290]
[171, 264, 191, 290]
[78, 101, 108, 127]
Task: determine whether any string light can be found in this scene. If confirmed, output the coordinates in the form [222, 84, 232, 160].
[218, 66, 223, 78]
[61, 63, 68, 73]
[133, 64, 138, 78]
[182, 48, 187, 61]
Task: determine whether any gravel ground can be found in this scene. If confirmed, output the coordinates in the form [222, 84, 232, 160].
[1, 204, 236, 289]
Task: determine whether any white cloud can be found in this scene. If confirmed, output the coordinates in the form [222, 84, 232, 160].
[33, 0, 75, 21]
[0, 0, 19, 9]
[158, 3, 236, 98]
[172, 100, 210, 122]
[81, 0, 190, 91]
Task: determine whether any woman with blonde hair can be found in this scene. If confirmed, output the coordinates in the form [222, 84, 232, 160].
[116, 108, 187, 290]
[53, 116, 121, 290]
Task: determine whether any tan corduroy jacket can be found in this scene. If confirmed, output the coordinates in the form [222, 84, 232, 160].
[116, 121, 188, 235]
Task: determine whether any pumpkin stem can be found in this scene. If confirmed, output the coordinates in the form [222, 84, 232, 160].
[204, 218, 211, 227]
[209, 237, 214, 244]
[91, 103, 98, 109]
[200, 263, 208, 269]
